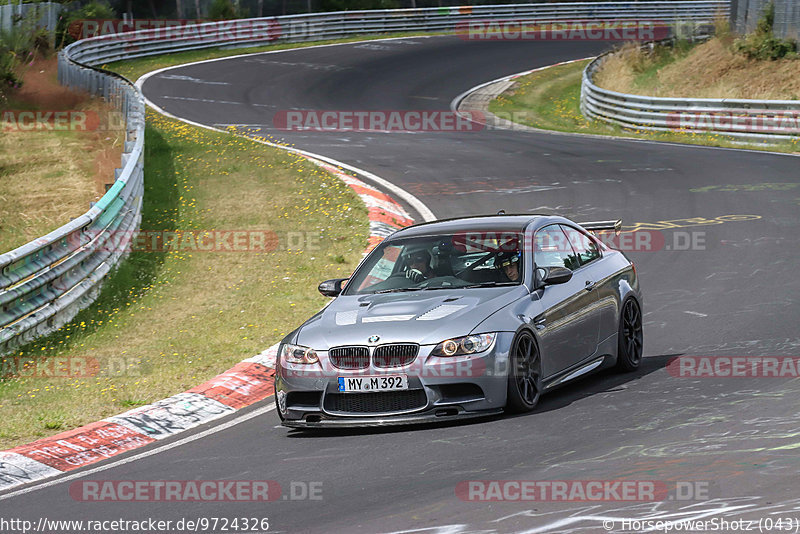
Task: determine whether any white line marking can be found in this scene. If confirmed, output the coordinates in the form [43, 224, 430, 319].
[684, 311, 708, 317]
[136, 39, 436, 223]
[0, 404, 276, 501]
[157, 74, 231, 85]
[161, 95, 243, 104]
[161, 96, 274, 107]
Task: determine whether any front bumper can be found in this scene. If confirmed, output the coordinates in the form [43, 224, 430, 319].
[275, 332, 514, 427]
[281, 408, 503, 428]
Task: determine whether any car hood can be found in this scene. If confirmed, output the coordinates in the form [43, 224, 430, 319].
[296, 286, 527, 349]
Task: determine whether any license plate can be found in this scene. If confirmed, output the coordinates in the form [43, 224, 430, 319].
[338, 374, 408, 392]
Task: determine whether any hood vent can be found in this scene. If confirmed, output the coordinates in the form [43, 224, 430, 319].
[416, 304, 468, 321]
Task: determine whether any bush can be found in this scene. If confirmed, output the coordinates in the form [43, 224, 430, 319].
[0, 50, 23, 99]
[733, 2, 798, 60]
[55, 0, 116, 48]
[735, 33, 798, 59]
[0, 17, 37, 100]
[33, 28, 52, 56]
[208, 0, 238, 19]
[714, 14, 732, 41]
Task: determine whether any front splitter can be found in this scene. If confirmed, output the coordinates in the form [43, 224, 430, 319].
[282, 409, 503, 428]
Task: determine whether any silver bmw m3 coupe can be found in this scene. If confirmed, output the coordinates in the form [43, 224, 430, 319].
[275, 214, 643, 428]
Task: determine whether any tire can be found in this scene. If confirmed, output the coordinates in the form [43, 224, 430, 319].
[275, 390, 285, 422]
[616, 298, 643, 372]
[505, 330, 542, 413]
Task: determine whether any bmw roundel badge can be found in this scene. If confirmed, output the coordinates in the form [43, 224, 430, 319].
[368, 335, 380, 344]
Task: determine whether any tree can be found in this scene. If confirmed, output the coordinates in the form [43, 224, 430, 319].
[208, 0, 236, 19]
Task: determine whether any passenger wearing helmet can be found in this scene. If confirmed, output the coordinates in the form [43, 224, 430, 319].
[404, 248, 433, 283]
[495, 250, 521, 282]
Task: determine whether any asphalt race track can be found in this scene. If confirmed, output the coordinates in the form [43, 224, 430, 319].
[4, 36, 800, 533]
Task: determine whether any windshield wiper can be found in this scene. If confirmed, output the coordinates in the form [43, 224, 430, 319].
[374, 287, 426, 294]
[378, 285, 477, 293]
[375, 282, 517, 293]
[417, 285, 465, 291]
[462, 281, 518, 289]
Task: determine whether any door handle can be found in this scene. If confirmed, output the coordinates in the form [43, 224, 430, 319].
[584, 280, 596, 291]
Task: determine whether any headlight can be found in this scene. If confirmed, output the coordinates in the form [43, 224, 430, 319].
[431, 333, 496, 357]
[281, 343, 319, 364]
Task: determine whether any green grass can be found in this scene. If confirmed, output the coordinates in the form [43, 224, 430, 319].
[0, 60, 122, 252]
[0, 108, 368, 449]
[489, 60, 595, 134]
[488, 59, 800, 153]
[0, 129, 101, 252]
[626, 40, 696, 92]
[1, 30, 464, 449]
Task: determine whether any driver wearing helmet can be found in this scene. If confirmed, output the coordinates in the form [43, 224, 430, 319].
[404, 248, 433, 283]
[495, 250, 521, 282]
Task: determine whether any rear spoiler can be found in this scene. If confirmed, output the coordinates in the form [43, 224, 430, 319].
[579, 219, 622, 235]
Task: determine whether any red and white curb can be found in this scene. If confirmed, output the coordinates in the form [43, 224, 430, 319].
[0, 364, 278, 491]
[0, 151, 414, 493]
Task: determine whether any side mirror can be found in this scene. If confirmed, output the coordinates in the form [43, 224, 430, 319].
[536, 266, 573, 287]
[318, 278, 348, 297]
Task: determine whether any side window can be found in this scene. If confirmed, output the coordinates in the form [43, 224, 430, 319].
[533, 225, 579, 270]
[561, 225, 601, 266]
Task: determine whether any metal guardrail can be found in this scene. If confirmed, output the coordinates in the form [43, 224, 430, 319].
[0, 2, 62, 34]
[0, 2, 728, 354]
[64, 2, 727, 65]
[0, 58, 144, 354]
[581, 46, 800, 140]
[732, 0, 800, 39]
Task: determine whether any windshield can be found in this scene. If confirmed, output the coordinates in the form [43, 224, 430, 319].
[344, 232, 524, 295]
